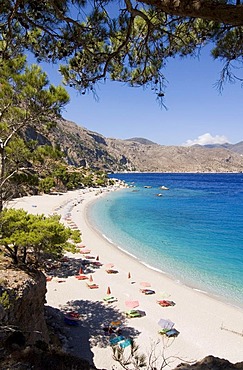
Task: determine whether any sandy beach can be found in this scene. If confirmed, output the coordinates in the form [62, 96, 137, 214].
[9, 187, 243, 369]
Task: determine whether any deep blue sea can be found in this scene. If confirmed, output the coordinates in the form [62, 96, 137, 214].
[88, 173, 243, 308]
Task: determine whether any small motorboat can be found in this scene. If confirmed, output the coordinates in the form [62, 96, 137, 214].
[160, 186, 169, 190]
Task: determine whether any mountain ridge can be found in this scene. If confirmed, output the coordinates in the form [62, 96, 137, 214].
[202, 141, 243, 154]
[44, 118, 243, 173]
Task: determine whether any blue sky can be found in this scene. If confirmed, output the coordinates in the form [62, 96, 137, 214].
[34, 46, 243, 146]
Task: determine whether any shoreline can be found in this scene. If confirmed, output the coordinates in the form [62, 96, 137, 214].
[8, 188, 243, 369]
[87, 208, 242, 311]
[86, 189, 243, 312]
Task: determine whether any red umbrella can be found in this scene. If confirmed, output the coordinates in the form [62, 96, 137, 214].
[107, 286, 111, 295]
[79, 267, 84, 275]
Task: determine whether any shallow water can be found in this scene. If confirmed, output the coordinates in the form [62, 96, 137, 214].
[88, 173, 243, 307]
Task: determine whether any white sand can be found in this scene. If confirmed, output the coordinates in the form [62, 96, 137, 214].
[8, 188, 243, 369]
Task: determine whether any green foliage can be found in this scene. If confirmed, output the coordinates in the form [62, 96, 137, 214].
[70, 229, 82, 243]
[39, 177, 55, 193]
[5, 138, 31, 165]
[0, 57, 69, 126]
[32, 162, 110, 195]
[0, 55, 69, 210]
[0, 291, 11, 310]
[0, 208, 75, 265]
[112, 339, 147, 369]
[50, 166, 110, 190]
[1, 1, 242, 104]
[34, 146, 64, 164]
[81, 175, 95, 187]
[65, 172, 84, 190]
[112, 338, 184, 369]
[95, 178, 106, 186]
[211, 27, 243, 88]
[63, 243, 78, 254]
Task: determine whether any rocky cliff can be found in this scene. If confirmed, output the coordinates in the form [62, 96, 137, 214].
[43, 118, 243, 173]
[0, 263, 95, 369]
[176, 355, 243, 369]
[0, 265, 48, 345]
[106, 138, 243, 172]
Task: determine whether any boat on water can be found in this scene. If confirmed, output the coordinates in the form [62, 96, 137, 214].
[156, 193, 163, 197]
[159, 186, 169, 190]
[144, 185, 152, 188]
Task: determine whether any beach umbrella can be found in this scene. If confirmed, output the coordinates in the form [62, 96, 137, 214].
[125, 300, 139, 309]
[89, 275, 93, 282]
[76, 244, 85, 248]
[107, 286, 111, 295]
[140, 281, 151, 287]
[71, 225, 78, 230]
[158, 318, 175, 330]
[80, 249, 91, 254]
[110, 320, 121, 327]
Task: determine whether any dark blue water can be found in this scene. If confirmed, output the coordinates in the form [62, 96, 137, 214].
[88, 173, 243, 307]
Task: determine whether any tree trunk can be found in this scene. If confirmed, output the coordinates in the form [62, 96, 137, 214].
[0, 141, 5, 213]
[22, 246, 27, 264]
[137, 0, 243, 26]
[13, 245, 18, 264]
[4, 244, 19, 264]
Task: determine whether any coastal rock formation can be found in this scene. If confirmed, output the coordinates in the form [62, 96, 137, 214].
[0, 265, 95, 369]
[0, 346, 95, 370]
[176, 355, 243, 369]
[39, 118, 243, 173]
[0, 266, 49, 345]
[106, 138, 243, 173]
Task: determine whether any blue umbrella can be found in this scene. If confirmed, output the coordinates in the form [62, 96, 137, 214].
[158, 318, 175, 329]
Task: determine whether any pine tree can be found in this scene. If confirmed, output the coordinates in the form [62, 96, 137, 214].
[0, 208, 79, 265]
[1, 1, 243, 102]
[0, 56, 69, 211]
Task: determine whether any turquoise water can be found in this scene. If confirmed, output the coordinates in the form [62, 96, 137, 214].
[88, 173, 243, 307]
